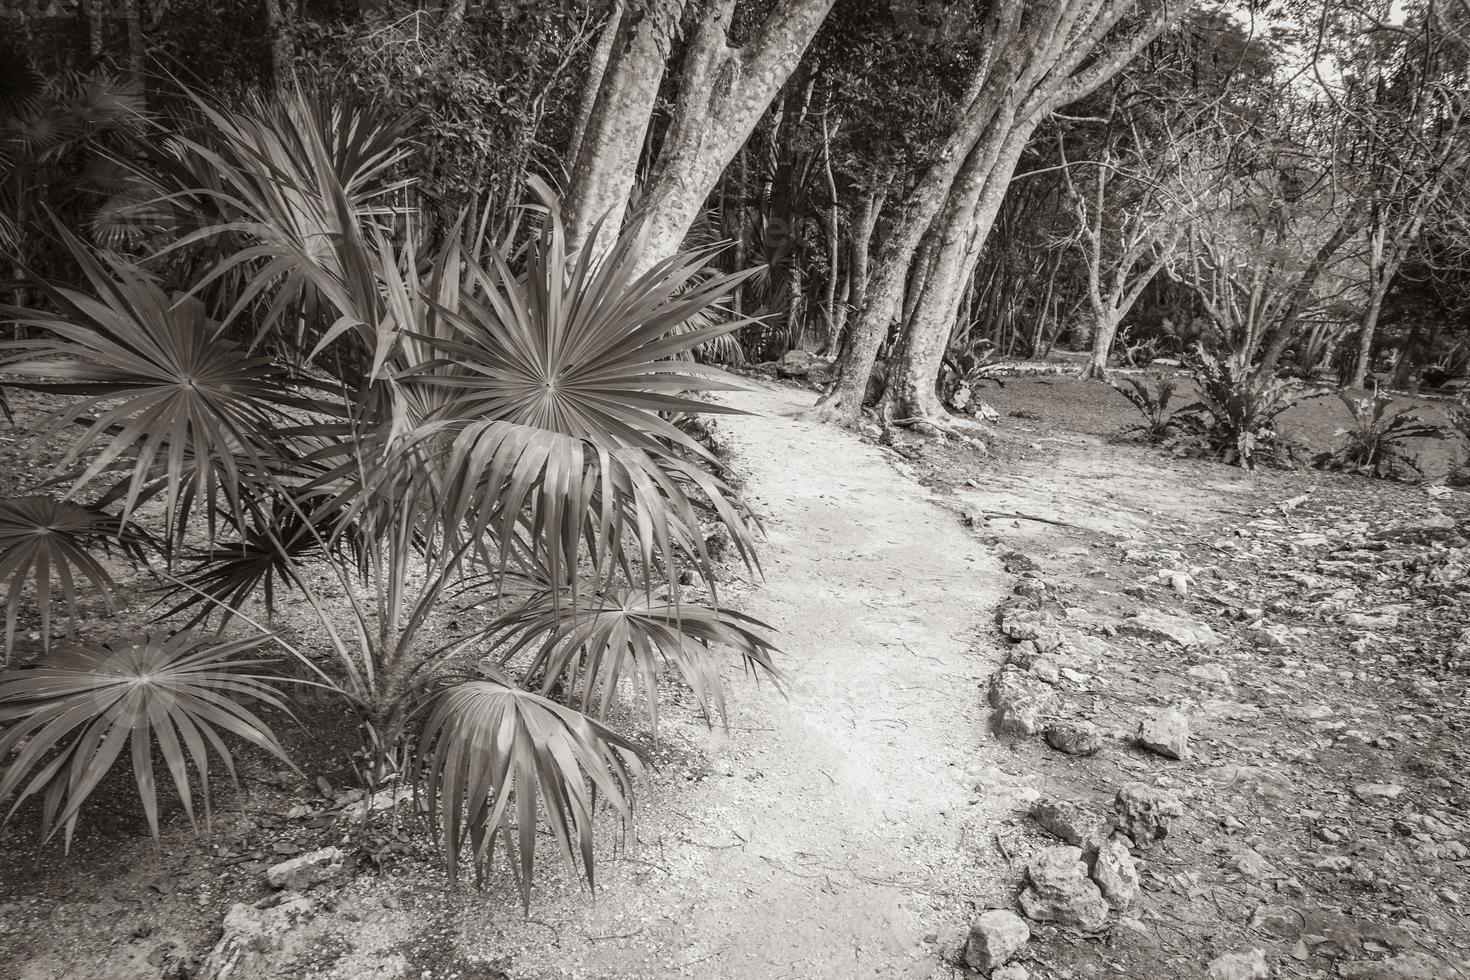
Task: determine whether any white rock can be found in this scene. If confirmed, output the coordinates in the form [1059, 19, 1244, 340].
[266, 847, 347, 890]
[1207, 947, 1269, 980]
[963, 909, 1030, 972]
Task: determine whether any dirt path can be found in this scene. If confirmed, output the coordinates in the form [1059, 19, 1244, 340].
[400, 384, 1014, 979]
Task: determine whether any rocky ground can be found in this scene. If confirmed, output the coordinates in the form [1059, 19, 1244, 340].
[882, 376, 1470, 980]
[1, 374, 1468, 980]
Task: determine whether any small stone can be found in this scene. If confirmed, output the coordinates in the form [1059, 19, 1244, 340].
[1014, 579, 1048, 598]
[1286, 703, 1333, 721]
[1018, 845, 1110, 931]
[265, 847, 347, 890]
[1029, 659, 1060, 684]
[1351, 783, 1405, 802]
[1044, 720, 1103, 756]
[988, 667, 1057, 736]
[1314, 855, 1353, 872]
[1030, 797, 1108, 852]
[1091, 840, 1140, 910]
[1231, 847, 1278, 879]
[1001, 550, 1042, 573]
[1207, 948, 1269, 980]
[1114, 782, 1182, 848]
[1001, 609, 1062, 651]
[1116, 609, 1224, 647]
[1137, 708, 1191, 760]
[963, 909, 1030, 972]
[991, 967, 1030, 980]
[1187, 664, 1231, 685]
[1339, 952, 1454, 980]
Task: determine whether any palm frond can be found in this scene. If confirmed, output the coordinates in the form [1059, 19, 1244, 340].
[0, 495, 149, 661]
[0, 633, 295, 848]
[491, 588, 779, 730]
[1, 232, 318, 540]
[416, 671, 642, 907]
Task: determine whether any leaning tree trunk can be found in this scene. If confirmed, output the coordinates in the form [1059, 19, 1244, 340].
[880, 1, 1184, 431]
[882, 119, 1029, 427]
[566, 2, 621, 168]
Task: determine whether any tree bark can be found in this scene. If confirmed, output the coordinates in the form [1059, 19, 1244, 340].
[882, 0, 1184, 429]
[565, 1, 685, 257]
[565, 0, 834, 268]
[1081, 312, 1121, 380]
[567, 2, 622, 169]
[263, 0, 294, 90]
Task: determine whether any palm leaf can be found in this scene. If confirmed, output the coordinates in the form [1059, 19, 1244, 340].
[491, 588, 779, 730]
[1, 232, 319, 540]
[416, 671, 642, 907]
[0, 632, 296, 848]
[0, 495, 149, 661]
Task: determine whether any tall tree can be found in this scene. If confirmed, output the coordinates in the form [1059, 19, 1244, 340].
[811, 0, 1184, 428]
[564, 0, 835, 267]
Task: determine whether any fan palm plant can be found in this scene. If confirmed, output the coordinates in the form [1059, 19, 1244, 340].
[0, 83, 776, 905]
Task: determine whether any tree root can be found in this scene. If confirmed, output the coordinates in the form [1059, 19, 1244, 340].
[889, 411, 989, 449]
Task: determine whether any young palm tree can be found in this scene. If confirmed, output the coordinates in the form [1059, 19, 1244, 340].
[0, 84, 774, 903]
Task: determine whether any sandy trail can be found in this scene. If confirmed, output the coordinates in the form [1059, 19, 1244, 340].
[443, 384, 1012, 979]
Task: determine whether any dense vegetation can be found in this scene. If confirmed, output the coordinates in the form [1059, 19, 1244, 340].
[2, 0, 1469, 903]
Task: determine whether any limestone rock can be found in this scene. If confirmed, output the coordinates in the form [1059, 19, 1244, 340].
[197, 896, 315, 980]
[1137, 707, 1191, 760]
[1339, 952, 1460, 980]
[1351, 782, 1405, 802]
[775, 349, 819, 378]
[963, 909, 1030, 973]
[1000, 609, 1062, 651]
[991, 967, 1030, 980]
[987, 667, 1057, 736]
[1018, 845, 1110, 931]
[1092, 840, 1140, 910]
[1207, 948, 1268, 980]
[1114, 782, 1182, 848]
[266, 846, 347, 890]
[1044, 720, 1102, 756]
[1030, 797, 1108, 852]
[1117, 609, 1224, 648]
[1187, 663, 1231, 685]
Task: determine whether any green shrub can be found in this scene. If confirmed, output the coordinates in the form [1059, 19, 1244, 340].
[1314, 391, 1441, 480]
[1111, 373, 1183, 443]
[1178, 347, 1300, 470]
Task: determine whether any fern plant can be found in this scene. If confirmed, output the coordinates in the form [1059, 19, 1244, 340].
[1111, 373, 1183, 443]
[1178, 347, 1300, 470]
[1314, 390, 1441, 480]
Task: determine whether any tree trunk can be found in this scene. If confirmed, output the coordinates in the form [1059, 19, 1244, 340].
[263, 0, 294, 89]
[567, 2, 621, 169]
[122, 0, 145, 90]
[83, 0, 104, 59]
[808, 0, 1181, 427]
[883, 122, 1030, 425]
[1351, 289, 1387, 389]
[635, 0, 836, 272]
[1080, 312, 1120, 380]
